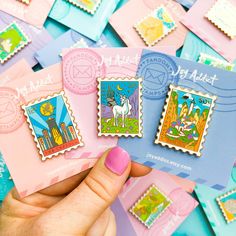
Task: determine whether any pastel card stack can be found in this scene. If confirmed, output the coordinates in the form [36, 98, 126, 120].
[0, 0, 55, 28]
[109, 0, 188, 50]
[0, 11, 52, 72]
[49, 0, 121, 41]
[118, 50, 236, 191]
[195, 166, 236, 235]
[181, 0, 236, 62]
[35, 30, 110, 68]
[118, 169, 198, 235]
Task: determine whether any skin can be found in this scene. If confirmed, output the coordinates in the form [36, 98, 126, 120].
[0, 150, 151, 236]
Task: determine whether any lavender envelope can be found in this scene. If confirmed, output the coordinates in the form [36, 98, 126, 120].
[35, 30, 111, 68]
[119, 49, 236, 191]
[0, 11, 52, 73]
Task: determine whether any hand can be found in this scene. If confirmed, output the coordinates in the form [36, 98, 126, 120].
[0, 147, 151, 236]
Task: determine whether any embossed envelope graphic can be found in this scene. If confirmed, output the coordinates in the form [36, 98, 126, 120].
[0, 64, 97, 197]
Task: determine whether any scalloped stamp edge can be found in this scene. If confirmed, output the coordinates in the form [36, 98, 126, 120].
[133, 5, 177, 47]
[0, 21, 31, 64]
[205, 0, 236, 40]
[97, 77, 143, 137]
[198, 52, 235, 71]
[154, 84, 217, 157]
[129, 184, 172, 229]
[216, 188, 236, 224]
[66, 0, 102, 15]
[22, 91, 84, 161]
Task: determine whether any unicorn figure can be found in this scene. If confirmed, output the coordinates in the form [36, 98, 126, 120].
[113, 95, 132, 127]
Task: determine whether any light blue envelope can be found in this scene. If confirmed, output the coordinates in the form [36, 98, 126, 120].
[195, 166, 236, 236]
[0, 153, 14, 201]
[34, 29, 111, 68]
[181, 32, 236, 72]
[118, 50, 236, 191]
[175, 0, 196, 8]
[49, 0, 121, 41]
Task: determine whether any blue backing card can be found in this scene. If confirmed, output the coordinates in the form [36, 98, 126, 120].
[35, 30, 111, 68]
[195, 167, 236, 236]
[118, 49, 236, 191]
[49, 0, 121, 41]
[0, 153, 14, 201]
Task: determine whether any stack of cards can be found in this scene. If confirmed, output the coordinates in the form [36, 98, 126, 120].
[1, 0, 236, 235]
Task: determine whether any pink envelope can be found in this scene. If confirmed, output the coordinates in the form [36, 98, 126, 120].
[119, 169, 198, 235]
[181, 0, 236, 62]
[109, 0, 188, 50]
[0, 64, 97, 198]
[62, 47, 175, 159]
[0, 0, 55, 28]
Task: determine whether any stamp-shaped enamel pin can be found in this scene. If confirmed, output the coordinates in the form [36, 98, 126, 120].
[97, 77, 143, 137]
[129, 184, 172, 228]
[155, 84, 216, 157]
[216, 188, 236, 223]
[66, 0, 102, 15]
[206, 0, 236, 39]
[22, 92, 83, 161]
[0, 22, 30, 64]
[134, 5, 176, 46]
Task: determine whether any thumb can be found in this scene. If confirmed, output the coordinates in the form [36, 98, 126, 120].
[42, 147, 131, 235]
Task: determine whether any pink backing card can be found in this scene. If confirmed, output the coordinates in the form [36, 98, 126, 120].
[181, 0, 236, 62]
[119, 169, 198, 235]
[170, 174, 195, 193]
[109, 0, 188, 50]
[0, 0, 55, 28]
[0, 59, 33, 83]
[0, 64, 97, 198]
[62, 47, 175, 160]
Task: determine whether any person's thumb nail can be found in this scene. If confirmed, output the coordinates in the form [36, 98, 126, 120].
[104, 146, 130, 175]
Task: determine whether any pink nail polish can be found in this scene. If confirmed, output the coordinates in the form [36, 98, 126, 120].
[105, 147, 130, 175]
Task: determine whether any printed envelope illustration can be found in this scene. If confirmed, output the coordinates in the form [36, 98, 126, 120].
[0, 102, 15, 119]
[73, 65, 92, 78]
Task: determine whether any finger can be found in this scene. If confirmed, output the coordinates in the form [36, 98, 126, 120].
[104, 211, 116, 236]
[11, 188, 65, 208]
[130, 162, 152, 177]
[86, 209, 111, 236]
[39, 168, 90, 196]
[42, 147, 130, 235]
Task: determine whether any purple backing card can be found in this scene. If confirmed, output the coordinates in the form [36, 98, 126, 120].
[0, 11, 52, 73]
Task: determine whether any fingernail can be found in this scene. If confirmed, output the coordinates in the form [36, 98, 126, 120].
[105, 147, 130, 175]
